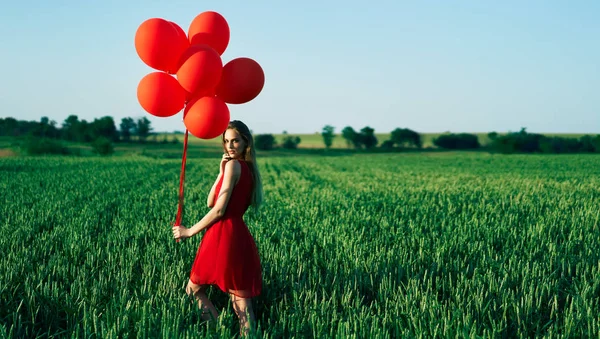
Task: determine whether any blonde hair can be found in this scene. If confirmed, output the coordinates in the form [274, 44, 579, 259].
[222, 120, 263, 211]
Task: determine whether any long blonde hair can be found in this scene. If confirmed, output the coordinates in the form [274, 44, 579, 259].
[222, 120, 263, 211]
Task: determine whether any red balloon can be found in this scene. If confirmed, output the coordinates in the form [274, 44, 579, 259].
[185, 87, 216, 104]
[184, 97, 230, 139]
[176, 44, 223, 96]
[215, 57, 265, 104]
[135, 18, 188, 73]
[170, 21, 188, 42]
[137, 72, 186, 117]
[188, 11, 230, 55]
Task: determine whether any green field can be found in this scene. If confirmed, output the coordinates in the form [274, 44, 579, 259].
[2, 152, 600, 337]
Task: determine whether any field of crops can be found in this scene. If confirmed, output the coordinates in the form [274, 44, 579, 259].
[1, 152, 599, 338]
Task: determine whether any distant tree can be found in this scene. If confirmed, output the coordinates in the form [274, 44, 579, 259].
[0, 118, 19, 136]
[255, 134, 276, 150]
[579, 135, 600, 153]
[61, 115, 92, 142]
[489, 128, 543, 153]
[321, 125, 335, 149]
[360, 126, 378, 149]
[433, 133, 480, 149]
[135, 117, 153, 142]
[282, 135, 301, 149]
[30, 116, 60, 139]
[89, 116, 119, 142]
[120, 117, 136, 142]
[389, 128, 421, 148]
[341, 126, 361, 149]
[61, 115, 80, 141]
[487, 132, 498, 140]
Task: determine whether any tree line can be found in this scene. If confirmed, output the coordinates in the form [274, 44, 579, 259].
[0, 115, 170, 143]
[314, 126, 600, 154]
[0, 115, 182, 155]
[253, 125, 599, 154]
[2, 116, 599, 155]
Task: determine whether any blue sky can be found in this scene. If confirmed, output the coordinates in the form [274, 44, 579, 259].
[1, 0, 599, 134]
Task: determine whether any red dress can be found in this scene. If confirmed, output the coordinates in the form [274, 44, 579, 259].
[189, 160, 262, 298]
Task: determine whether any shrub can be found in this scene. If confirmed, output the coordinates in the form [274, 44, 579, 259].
[390, 128, 422, 148]
[380, 140, 395, 150]
[92, 137, 114, 156]
[23, 137, 71, 155]
[282, 135, 301, 149]
[578, 135, 600, 153]
[433, 133, 480, 149]
[360, 127, 378, 150]
[488, 128, 596, 154]
[255, 134, 276, 150]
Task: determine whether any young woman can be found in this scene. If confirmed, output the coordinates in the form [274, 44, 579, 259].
[172, 120, 263, 336]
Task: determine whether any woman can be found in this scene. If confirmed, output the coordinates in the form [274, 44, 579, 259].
[172, 120, 263, 336]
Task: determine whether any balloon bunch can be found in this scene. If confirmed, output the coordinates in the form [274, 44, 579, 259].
[134, 11, 264, 241]
[134, 11, 265, 139]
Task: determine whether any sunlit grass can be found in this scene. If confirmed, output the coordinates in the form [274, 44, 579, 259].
[1, 153, 599, 337]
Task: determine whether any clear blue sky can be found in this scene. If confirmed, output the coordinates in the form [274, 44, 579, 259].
[1, 0, 599, 134]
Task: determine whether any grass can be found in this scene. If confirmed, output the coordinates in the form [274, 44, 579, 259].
[1, 152, 599, 337]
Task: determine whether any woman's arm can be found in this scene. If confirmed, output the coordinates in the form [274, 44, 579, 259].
[206, 174, 222, 208]
[207, 154, 231, 207]
[185, 160, 241, 237]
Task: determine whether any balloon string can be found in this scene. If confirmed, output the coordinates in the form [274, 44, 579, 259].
[173, 126, 189, 243]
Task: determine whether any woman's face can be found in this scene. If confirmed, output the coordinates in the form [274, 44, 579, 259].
[224, 128, 246, 159]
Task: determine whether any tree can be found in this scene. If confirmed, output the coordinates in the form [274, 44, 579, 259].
[89, 116, 119, 142]
[433, 133, 480, 149]
[61, 115, 79, 141]
[32, 116, 60, 139]
[135, 117, 153, 142]
[487, 131, 498, 140]
[255, 134, 276, 150]
[321, 125, 335, 149]
[579, 135, 600, 153]
[282, 135, 301, 149]
[61, 115, 90, 142]
[120, 117, 136, 142]
[360, 126, 378, 149]
[342, 126, 361, 149]
[389, 128, 421, 148]
[0, 118, 19, 136]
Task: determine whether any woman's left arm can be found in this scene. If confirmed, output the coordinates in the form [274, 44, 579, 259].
[173, 160, 241, 239]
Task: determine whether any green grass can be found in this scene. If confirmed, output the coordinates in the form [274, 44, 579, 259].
[1, 152, 600, 337]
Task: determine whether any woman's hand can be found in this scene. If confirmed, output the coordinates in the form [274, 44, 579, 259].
[220, 153, 231, 176]
[172, 225, 191, 240]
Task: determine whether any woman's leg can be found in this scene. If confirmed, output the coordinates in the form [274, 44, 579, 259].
[186, 280, 219, 321]
[230, 293, 256, 336]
